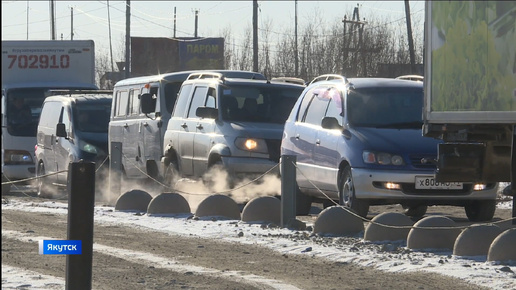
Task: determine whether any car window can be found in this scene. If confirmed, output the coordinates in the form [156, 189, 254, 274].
[297, 87, 318, 122]
[205, 87, 216, 108]
[74, 103, 111, 133]
[324, 87, 344, 126]
[62, 107, 72, 135]
[188, 86, 208, 118]
[116, 90, 129, 117]
[129, 89, 140, 115]
[304, 89, 331, 126]
[164, 82, 182, 114]
[173, 84, 193, 117]
[219, 84, 302, 123]
[347, 87, 423, 127]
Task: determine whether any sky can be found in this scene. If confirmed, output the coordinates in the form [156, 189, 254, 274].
[2, 195, 515, 289]
[1, 1, 425, 59]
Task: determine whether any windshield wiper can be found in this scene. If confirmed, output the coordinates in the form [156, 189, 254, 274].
[375, 121, 423, 129]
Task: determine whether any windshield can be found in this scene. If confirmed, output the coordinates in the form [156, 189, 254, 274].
[347, 87, 423, 128]
[5, 88, 47, 137]
[219, 84, 303, 123]
[73, 103, 111, 133]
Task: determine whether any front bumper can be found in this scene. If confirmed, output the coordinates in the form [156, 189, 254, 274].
[351, 168, 498, 201]
[2, 164, 36, 181]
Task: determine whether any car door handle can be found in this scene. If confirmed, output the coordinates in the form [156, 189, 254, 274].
[123, 123, 129, 128]
[315, 139, 321, 145]
[196, 124, 203, 130]
[142, 122, 148, 127]
[295, 134, 300, 140]
[181, 123, 187, 128]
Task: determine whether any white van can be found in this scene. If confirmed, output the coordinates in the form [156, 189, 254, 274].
[35, 90, 112, 197]
[109, 70, 266, 185]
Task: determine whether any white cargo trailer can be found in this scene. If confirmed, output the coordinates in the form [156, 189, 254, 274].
[423, 1, 516, 188]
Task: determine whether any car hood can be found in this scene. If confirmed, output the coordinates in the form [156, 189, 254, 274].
[351, 127, 441, 154]
[75, 131, 109, 153]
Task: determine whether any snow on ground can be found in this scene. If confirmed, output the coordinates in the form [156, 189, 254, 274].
[2, 199, 516, 290]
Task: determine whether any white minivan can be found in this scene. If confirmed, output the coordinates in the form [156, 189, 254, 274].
[109, 70, 266, 186]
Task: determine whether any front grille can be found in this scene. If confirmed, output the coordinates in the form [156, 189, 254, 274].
[409, 154, 436, 169]
[265, 139, 281, 162]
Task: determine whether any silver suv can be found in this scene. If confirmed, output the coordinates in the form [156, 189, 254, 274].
[280, 76, 498, 221]
[159, 72, 305, 185]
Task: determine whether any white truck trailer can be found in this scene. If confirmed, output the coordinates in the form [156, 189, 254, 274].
[422, 1, 515, 199]
[1, 40, 98, 188]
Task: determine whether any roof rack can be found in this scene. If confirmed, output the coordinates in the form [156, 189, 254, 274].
[47, 89, 113, 96]
[271, 77, 306, 86]
[309, 74, 348, 85]
[186, 72, 225, 81]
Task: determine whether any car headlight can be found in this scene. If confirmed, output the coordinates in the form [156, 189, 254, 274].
[363, 150, 404, 165]
[4, 150, 33, 164]
[235, 137, 268, 153]
[79, 140, 98, 154]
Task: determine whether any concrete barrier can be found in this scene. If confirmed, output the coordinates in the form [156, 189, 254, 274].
[453, 224, 502, 257]
[364, 212, 413, 242]
[487, 228, 516, 263]
[114, 189, 152, 212]
[241, 196, 281, 224]
[147, 192, 191, 216]
[313, 206, 364, 236]
[407, 216, 461, 251]
[195, 194, 241, 220]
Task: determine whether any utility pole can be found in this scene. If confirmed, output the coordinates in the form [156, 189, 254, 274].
[50, 0, 56, 40]
[405, 0, 416, 74]
[70, 7, 74, 40]
[107, 0, 115, 72]
[295, 0, 298, 77]
[342, 4, 366, 77]
[174, 7, 177, 38]
[125, 0, 130, 78]
[26, 1, 29, 40]
[253, 0, 258, 72]
[194, 9, 199, 38]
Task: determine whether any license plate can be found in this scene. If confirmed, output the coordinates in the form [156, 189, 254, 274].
[415, 176, 463, 190]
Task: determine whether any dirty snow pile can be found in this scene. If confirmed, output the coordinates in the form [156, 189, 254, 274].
[2, 199, 516, 290]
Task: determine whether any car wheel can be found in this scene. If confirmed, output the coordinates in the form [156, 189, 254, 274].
[296, 187, 312, 215]
[465, 200, 496, 222]
[402, 205, 428, 218]
[37, 162, 52, 198]
[339, 165, 369, 218]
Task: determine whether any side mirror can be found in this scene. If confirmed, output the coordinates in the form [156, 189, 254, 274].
[56, 123, 67, 138]
[321, 116, 342, 130]
[196, 107, 218, 119]
[140, 93, 156, 114]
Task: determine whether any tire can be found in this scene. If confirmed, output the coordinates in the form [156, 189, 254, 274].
[296, 187, 312, 215]
[465, 200, 496, 222]
[402, 205, 428, 218]
[339, 165, 369, 218]
[37, 162, 53, 198]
